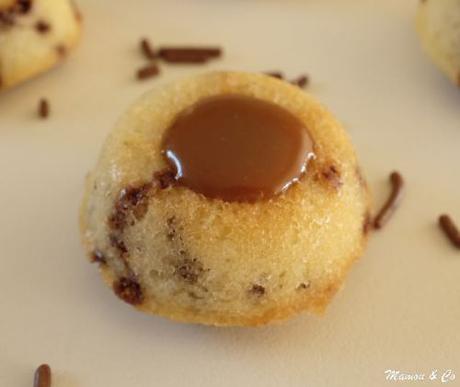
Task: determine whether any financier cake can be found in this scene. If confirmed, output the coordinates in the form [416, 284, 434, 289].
[0, 0, 81, 91]
[417, 0, 460, 87]
[80, 71, 371, 326]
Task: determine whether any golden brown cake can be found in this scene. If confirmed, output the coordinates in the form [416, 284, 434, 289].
[80, 71, 371, 326]
[0, 0, 81, 90]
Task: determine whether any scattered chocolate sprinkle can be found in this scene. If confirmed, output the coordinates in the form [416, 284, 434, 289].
[249, 284, 266, 297]
[265, 71, 284, 79]
[140, 38, 156, 60]
[55, 44, 67, 57]
[158, 47, 221, 63]
[38, 98, 49, 118]
[321, 165, 342, 189]
[153, 169, 176, 189]
[34, 364, 51, 387]
[91, 250, 107, 264]
[373, 171, 404, 230]
[438, 214, 460, 249]
[136, 63, 160, 80]
[291, 74, 309, 88]
[113, 277, 143, 305]
[35, 20, 50, 33]
[174, 258, 204, 284]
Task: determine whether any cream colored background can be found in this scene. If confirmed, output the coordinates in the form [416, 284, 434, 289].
[0, 1, 459, 386]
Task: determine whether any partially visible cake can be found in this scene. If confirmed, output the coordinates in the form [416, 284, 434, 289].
[417, 0, 460, 86]
[80, 71, 371, 326]
[0, 0, 81, 90]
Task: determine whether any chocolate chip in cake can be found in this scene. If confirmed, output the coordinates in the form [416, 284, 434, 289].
[321, 165, 342, 190]
[153, 169, 176, 189]
[108, 183, 152, 230]
[166, 216, 177, 240]
[296, 282, 310, 290]
[174, 258, 204, 284]
[249, 284, 266, 297]
[91, 250, 107, 264]
[113, 277, 144, 305]
[109, 233, 128, 255]
[35, 20, 50, 33]
[16, 0, 32, 14]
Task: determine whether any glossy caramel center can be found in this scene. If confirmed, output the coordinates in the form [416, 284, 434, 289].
[161, 94, 314, 202]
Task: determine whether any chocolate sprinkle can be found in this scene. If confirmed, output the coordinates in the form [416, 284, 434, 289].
[137, 63, 160, 80]
[38, 98, 49, 118]
[140, 38, 156, 60]
[34, 364, 51, 387]
[113, 277, 144, 305]
[291, 74, 309, 88]
[438, 214, 460, 249]
[265, 71, 284, 79]
[35, 20, 50, 33]
[373, 171, 404, 229]
[158, 47, 221, 63]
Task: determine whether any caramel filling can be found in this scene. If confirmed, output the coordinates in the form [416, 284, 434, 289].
[162, 94, 314, 202]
